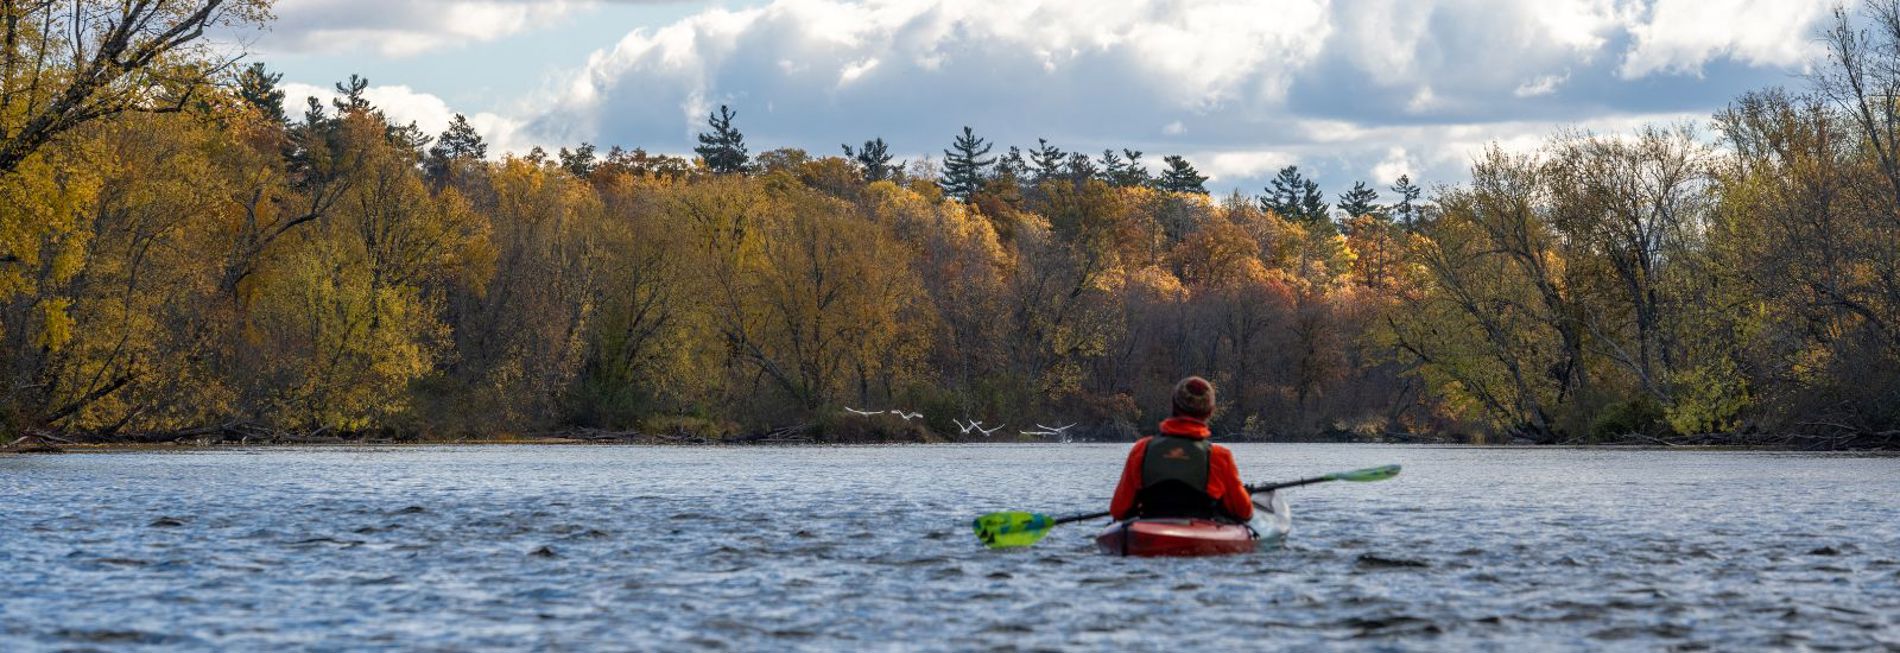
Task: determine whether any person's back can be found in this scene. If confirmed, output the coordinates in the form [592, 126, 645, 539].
[1109, 377, 1253, 522]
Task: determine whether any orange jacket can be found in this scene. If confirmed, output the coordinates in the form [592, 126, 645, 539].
[1109, 417, 1252, 521]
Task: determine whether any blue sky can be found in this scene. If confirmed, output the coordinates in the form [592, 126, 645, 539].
[240, 0, 1836, 197]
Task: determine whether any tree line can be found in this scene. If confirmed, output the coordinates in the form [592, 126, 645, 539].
[2, 1, 1897, 447]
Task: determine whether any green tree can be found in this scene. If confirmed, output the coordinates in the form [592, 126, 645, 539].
[1156, 155, 1209, 194]
[1388, 174, 1423, 226]
[1063, 152, 1097, 183]
[1263, 165, 1331, 228]
[426, 114, 487, 185]
[559, 143, 599, 177]
[842, 137, 898, 182]
[940, 126, 995, 201]
[1337, 181, 1383, 219]
[433, 115, 487, 161]
[995, 146, 1029, 183]
[1030, 138, 1066, 183]
[333, 75, 374, 114]
[237, 63, 288, 125]
[1105, 149, 1150, 187]
[695, 105, 750, 174]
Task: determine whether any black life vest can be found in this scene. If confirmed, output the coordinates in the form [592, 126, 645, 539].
[1135, 435, 1219, 519]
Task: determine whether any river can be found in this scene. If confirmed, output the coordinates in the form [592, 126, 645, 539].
[2, 444, 1897, 651]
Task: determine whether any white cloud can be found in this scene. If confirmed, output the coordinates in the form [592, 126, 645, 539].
[1513, 73, 1569, 98]
[374, 0, 1825, 192]
[837, 58, 879, 87]
[1199, 150, 1296, 182]
[259, 0, 596, 56]
[1619, 0, 1832, 78]
[1405, 87, 1441, 115]
[1371, 147, 1416, 185]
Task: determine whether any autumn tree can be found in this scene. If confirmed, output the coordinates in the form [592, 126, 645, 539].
[244, 108, 490, 430]
[0, 0, 270, 176]
[1388, 147, 1580, 441]
[1544, 125, 1706, 407]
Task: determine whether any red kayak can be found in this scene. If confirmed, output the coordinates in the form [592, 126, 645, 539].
[1094, 491, 1291, 557]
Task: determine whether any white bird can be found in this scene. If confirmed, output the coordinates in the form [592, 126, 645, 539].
[1024, 422, 1078, 442]
[845, 407, 882, 416]
[977, 424, 1006, 436]
[952, 419, 976, 434]
[889, 410, 923, 421]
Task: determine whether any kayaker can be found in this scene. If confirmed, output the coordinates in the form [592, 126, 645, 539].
[1109, 376, 1253, 523]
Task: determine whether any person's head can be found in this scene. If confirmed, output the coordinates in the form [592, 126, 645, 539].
[1171, 376, 1215, 421]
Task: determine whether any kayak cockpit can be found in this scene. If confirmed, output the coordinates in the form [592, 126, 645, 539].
[1093, 490, 1291, 557]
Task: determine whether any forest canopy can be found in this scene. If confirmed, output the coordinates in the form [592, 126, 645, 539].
[2, 1, 1898, 448]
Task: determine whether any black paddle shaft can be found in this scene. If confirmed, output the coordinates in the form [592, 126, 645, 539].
[1049, 475, 1332, 525]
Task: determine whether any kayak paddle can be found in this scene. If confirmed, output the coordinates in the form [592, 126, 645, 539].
[971, 463, 1401, 549]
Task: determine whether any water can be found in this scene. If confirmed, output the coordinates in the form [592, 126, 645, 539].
[2, 444, 1897, 652]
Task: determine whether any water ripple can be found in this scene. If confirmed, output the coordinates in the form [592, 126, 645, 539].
[1, 444, 1898, 651]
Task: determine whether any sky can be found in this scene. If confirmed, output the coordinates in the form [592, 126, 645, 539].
[229, 0, 1838, 196]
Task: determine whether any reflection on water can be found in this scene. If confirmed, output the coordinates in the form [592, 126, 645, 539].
[2, 444, 1898, 651]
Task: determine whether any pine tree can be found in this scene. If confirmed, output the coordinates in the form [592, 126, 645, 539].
[694, 105, 749, 174]
[425, 114, 487, 184]
[323, 74, 427, 151]
[1096, 149, 1126, 184]
[432, 114, 487, 161]
[940, 126, 996, 201]
[237, 63, 286, 125]
[996, 146, 1028, 183]
[1389, 174, 1423, 227]
[301, 96, 326, 129]
[286, 96, 340, 195]
[332, 74, 373, 114]
[1337, 181, 1383, 219]
[389, 121, 431, 153]
[559, 142, 598, 177]
[1156, 155, 1208, 194]
[1110, 149, 1150, 187]
[1064, 152, 1097, 183]
[842, 137, 897, 182]
[1263, 165, 1331, 225]
[1029, 138, 1065, 184]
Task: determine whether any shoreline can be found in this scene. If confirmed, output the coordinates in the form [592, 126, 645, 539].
[7, 436, 1894, 455]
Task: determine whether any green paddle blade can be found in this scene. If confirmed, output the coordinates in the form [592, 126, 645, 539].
[972, 511, 1057, 548]
[1327, 464, 1402, 483]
